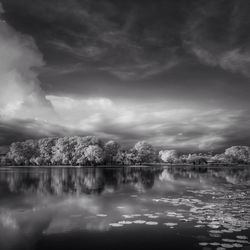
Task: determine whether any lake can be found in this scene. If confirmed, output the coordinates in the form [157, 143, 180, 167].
[0, 166, 250, 250]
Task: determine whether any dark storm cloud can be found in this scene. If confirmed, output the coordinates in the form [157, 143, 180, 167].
[3, 0, 250, 81]
[0, 119, 54, 145]
[2, 0, 249, 103]
[1, 0, 188, 80]
[184, 0, 250, 77]
[0, 119, 90, 145]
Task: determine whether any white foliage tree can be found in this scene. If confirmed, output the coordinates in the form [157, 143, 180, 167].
[84, 145, 104, 166]
[225, 146, 250, 163]
[159, 150, 178, 163]
[134, 141, 155, 164]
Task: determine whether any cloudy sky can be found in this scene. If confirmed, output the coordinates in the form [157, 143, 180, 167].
[0, 0, 250, 151]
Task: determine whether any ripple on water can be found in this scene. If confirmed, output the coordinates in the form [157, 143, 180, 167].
[209, 234, 222, 238]
[209, 242, 220, 246]
[117, 206, 125, 209]
[222, 239, 235, 243]
[147, 215, 159, 219]
[199, 242, 208, 246]
[221, 243, 234, 248]
[133, 220, 146, 224]
[163, 222, 178, 227]
[236, 235, 248, 240]
[195, 225, 205, 228]
[109, 223, 123, 227]
[96, 214, 107, 217]
[232, 243, 243, 248]
[118, 221, 133, 225]
[145, 221, 158, 225]
[122, 214, 141, 219]
[235, 239, 250, 244]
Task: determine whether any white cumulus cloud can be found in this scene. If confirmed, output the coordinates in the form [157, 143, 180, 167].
[0, 3, 54, 120]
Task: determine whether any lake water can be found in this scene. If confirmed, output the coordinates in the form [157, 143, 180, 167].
[0, 166, 250, 250]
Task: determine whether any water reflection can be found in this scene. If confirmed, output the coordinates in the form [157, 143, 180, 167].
[0, 166, 250, 250]
[0, 167, 160, 195]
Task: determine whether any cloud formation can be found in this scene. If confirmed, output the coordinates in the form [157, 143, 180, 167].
[0, 3, 53, 121]
[21, 95, 247, 151]
[1, 1, 250, 151]
[184, 0, 250, 77]
[3, 0, 250, 81]
[3, 0, 182, 80]
[1, 92, 243, 151]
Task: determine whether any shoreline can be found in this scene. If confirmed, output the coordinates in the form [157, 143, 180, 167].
[0, 164, 249, 169]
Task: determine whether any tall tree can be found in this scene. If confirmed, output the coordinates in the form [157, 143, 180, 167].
[225, 146, 250, 163]
[104, 140, 120, 165]
[159, 150, 178, 163]
[84, 145, 104, 166]
[37, 137, 57, 165]
[74, 136, 104, 165]
[133, 141, 155, 164]
[51, 137, 78, 165]
[8, 140, 38, 165]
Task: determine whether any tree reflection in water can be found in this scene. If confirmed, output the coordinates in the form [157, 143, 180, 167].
[0, 167, 250, 250]
[0, 167, 160, 195]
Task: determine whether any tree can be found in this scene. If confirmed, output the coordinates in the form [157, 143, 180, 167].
[79, 136, 103, 147]
[225, 146, 250, 164]
[209, 153, 228, 163]
[125, 149, 138, 165]
[159, 150, 178, 163]
[38, 137, 57, 165]
[115, 150, 127, 165]
[30, 156, 43, 166]
[51, 137, 78, 165]
[133, 141, 155, 164]
[7, 142, 24, 165]
[74, 136, 104, 166]
[104, 140, 120, 165]
[0, 156, 8, 166]
[8, 140, 38, 165]
[74, 137, 87, 165]
[179, 154, 188, 164]
[84, 145, 104, 166]
[187, 154, 207, 165]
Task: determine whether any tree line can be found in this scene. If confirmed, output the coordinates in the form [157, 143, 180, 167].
[0, 136, 250, 166]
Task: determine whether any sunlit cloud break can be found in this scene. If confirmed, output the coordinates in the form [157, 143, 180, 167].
[0, 92, 245, 151]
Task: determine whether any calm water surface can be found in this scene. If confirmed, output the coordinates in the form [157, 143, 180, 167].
[0, 166, 250, 250]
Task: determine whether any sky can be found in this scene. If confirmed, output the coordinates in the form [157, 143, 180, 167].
[0, 0, 250, 152]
